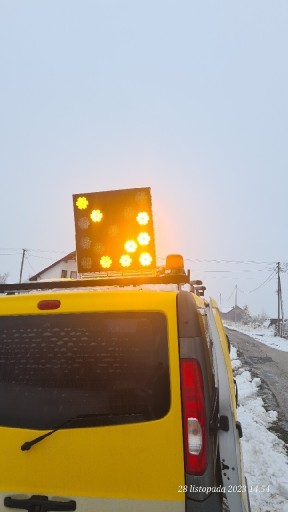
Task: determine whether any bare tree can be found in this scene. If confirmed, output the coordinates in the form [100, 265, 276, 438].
[0, 273, 8, 284]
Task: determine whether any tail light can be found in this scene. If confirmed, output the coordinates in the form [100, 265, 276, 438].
[180, 359, 208, 475]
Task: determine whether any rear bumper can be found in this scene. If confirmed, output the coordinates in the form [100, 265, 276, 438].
[0, 493, 185, 512]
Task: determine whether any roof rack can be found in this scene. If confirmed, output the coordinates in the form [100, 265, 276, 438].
[0, 272, 191, 294]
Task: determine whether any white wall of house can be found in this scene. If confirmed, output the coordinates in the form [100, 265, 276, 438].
[32, 258, 78, 281]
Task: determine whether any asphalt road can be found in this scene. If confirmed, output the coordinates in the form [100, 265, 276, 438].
[226, 327, 288, 446]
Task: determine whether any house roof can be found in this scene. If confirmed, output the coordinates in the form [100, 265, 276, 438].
[221, 307, 233, 314]
[29, 251, 76, 281]
[221, 305, 245, 314]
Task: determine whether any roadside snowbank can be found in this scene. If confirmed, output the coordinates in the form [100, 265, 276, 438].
[231, 345, 288, 511]
[225, 322, 288, 352]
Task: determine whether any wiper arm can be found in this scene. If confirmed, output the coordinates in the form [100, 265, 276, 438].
[21, 414, 102, 451]
[21, 413, 142, 451]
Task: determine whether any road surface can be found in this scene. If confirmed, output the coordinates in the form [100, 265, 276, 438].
[226, 327, 288, 447]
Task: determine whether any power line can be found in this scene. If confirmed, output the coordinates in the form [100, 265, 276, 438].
[200, 268, 273, 273]
[25, 255, 36, 274]
[242, 271, 276, 294]
[28, 249, 69, 254]
[0, 247, 26, 252]
[184, 258, 278, 265]
[224, 286, 236, 303]
[28, 255, 59, 261]
[0, 247, 68, 254]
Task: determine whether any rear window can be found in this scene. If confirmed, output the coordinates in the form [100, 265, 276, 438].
[0, 312, 170, 430]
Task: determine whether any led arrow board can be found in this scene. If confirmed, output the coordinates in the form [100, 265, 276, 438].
[73, 187, 156, 273]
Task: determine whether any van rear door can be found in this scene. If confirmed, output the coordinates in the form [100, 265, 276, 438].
[0, 291, 185, 512]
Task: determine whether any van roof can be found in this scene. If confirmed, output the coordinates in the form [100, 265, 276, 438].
[0, 273, 190, 295]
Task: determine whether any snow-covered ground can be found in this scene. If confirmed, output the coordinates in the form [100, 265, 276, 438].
[225, 321, 288, 352]
[230, 329, 288, 511]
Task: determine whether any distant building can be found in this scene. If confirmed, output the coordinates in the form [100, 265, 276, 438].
[29, 251, 77, 281]
[268, 318, 287, 337]
[221, 306, 246, 322]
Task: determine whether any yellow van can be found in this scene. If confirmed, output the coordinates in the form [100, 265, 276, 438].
[0, 266, 243, 512]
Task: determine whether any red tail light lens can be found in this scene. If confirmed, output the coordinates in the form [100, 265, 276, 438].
[180, 358, 208, 475]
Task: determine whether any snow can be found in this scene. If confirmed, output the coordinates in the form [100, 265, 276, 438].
[225, 321, 288, 352]
[231, 342, 288, 511]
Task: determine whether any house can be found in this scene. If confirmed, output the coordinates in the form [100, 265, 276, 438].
[29, 251, 77, 281]
[220, 305, 246, 322]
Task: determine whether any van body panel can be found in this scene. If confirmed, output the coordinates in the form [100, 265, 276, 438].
[0, 420, 185, 499]
[0, 291, 185, 504]
[211, 300, 237, 417]
[177, 292, 219, 507]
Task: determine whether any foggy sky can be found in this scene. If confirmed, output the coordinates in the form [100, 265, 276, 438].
[1, 0, 287, 316]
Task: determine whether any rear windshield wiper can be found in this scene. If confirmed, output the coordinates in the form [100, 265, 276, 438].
[21, 413, 143, 451]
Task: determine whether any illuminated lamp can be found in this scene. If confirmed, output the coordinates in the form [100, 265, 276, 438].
[100, 256, 112, 269]
[76, 197, 89, 210]
[136, 212, 149, 225]
[124, 240, 137, 253]
[90, 209, 103, 222]
[139, 252, 152, 266]
[137, 232, 150, 245]
[120, 254, 132, 267]
[165, 254, 185, 273]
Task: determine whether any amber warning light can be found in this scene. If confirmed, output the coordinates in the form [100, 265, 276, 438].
[73, 187, 156, 273]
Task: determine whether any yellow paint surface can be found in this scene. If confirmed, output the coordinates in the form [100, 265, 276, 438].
[0, 290, 185, 502]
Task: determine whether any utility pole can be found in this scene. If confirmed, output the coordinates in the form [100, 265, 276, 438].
[19, 249, 27, 283]
[277, 262, 281, 337]
[234, 284, 238, 322]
